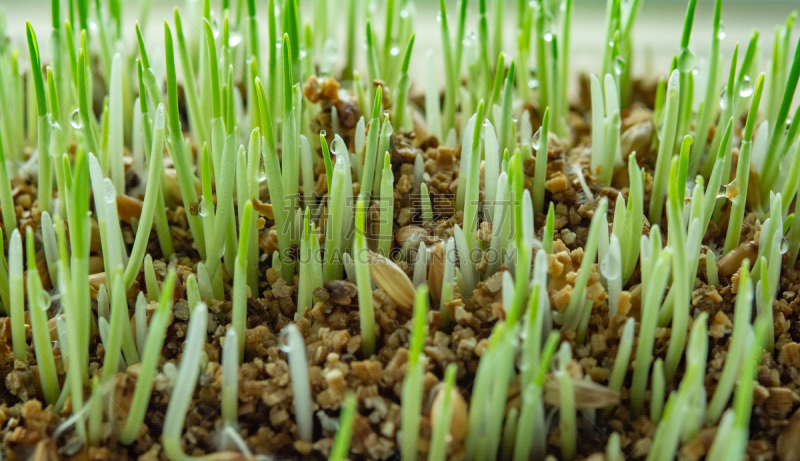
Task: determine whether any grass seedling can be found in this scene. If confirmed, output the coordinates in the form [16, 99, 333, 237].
[689, 0, 723, 172]
[631, 241, 672, 416]
[232, 201, 253, 362]
[281, 324, 313, 443]
[0, 127, 17, 233]
[25, 227, 59, 405]
[162, 303, 208, 461]
[707, 260, 753, 422]
[428, 363, 457, 461]
[649, 70, 680, 225]
[561, 198, 607, 329]
[664, 150, 691, 380]
[724, 73, 765, 254]
[9, 229, 25, 362]
[612, 154, 643, 285]
[119, 270, 176, 445]
[354, 194, 375, 356]
[26, 22, 52, 213]
[329, 392, 357, 461]
[393, 35, 415, 132]
[557, 342, 576, 461]
[123, 104, 166, 289]
[401, 285, 428, 461]
[533, 108, 549, 213]
[514, 331, 559, 461]
[378, 153, 394, 256]
[164, 22, 206, 259]
[759, 33, 800, 199]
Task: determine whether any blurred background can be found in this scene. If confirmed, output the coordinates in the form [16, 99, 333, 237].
[2, 0, 798, 98]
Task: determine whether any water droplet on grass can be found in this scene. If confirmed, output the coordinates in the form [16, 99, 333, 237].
[70, 109, 82, 129]
[390, 46, 400, 56]
[717, 21, 726, 40]
[781, 237, 790, 254]
[199, 198, 208, 217]
[38, 291, 52, 310]
[719, 86, 728, 109]
[739, 75, 753, 97]
[678, 48, 696, 73]
[528, 79, 539, 89]
[532, 127, 542, 150]
[614, 56, 626, 75]
[228, 28, 242, 47]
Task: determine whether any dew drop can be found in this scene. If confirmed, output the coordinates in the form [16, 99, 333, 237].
[38, 291, 52, 310]
[228, 29, 242, 47]
[437, 12, 442, 22]
[384, 110, 390, 118]
[678, 48, 696, 73]
[739, 75, 753, 97]
[527, 78, 539, 89]
[390, 46, 400, 57]
[320, 130, 327, 137]
[544, 31, 553, 43]
[400, 9, 409, 19]
[198, 198, 208, 217]
[532, 127, 542, 150]
[614, 56, 626, 75]
[719, 86, 728, 109]
[210, 17, 220, 38]
[482, 119, 490, 127]
[70, 109, 83, 129]
[298, 49, 308, 59]
[781, 236, 790, 254]
[786, 118, 793, 131]
[717, 21, 726, 40]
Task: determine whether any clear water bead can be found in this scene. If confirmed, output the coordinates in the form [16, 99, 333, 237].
[781, 237, 790, 254]
[719, 86, 728, 109]
[320, 130, 327, 137]
[739, 75, 754, 97]
[544, 31, 553, 42]
[390, 46, 400, 57]
[532, 127, 542, 150]
[614, 56, 626, 75]
[198, 198, 208, 217]
[38, 291, 52, 310]
[228, 29, 242, 47]
[70, 109, 83, 129]
[678, 48, 696, 73]
[528, 79, 539, 89]
[717, 21, 726, 40]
